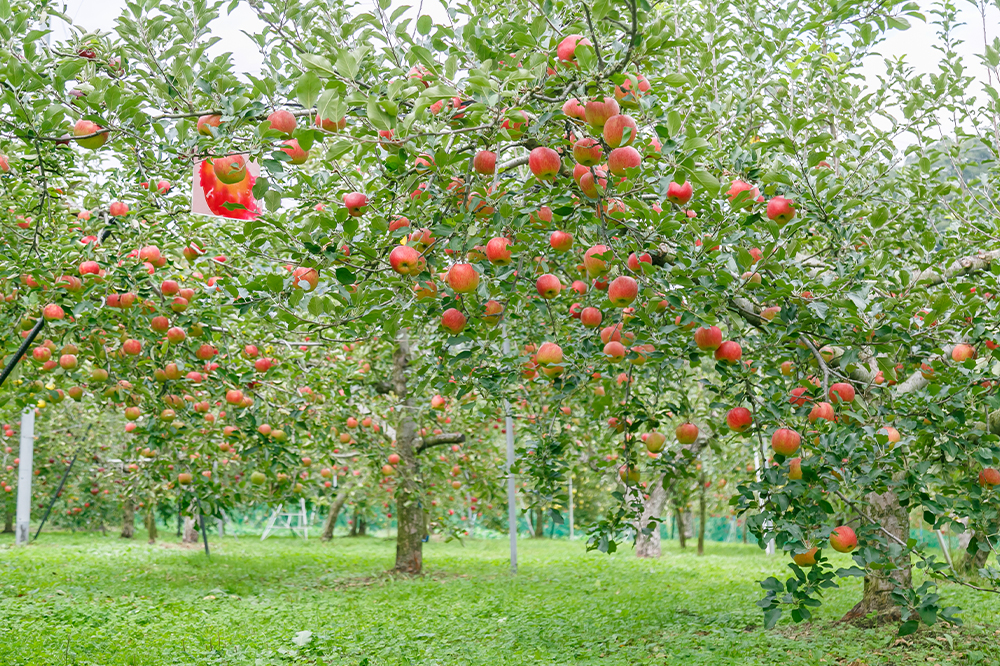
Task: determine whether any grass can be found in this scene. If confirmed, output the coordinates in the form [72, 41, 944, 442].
[1, 530, 999, 665]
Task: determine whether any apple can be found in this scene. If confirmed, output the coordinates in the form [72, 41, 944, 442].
[225, 390, 244, 405]
[562, 98, 587, 120]
[536, 342, 563, 376]
[608, 276, 638, 307]
[197, 114, 221, 136]
[726, 407, 753, 432]
[122, 339, 142, 356]
[761, 306, 781, 321]
[828, 382, 856, 404]
[254, 358, 272, 372]
[536, 274, 561, 299]
[550, 230, 573, 252]
[183, 244, 203, 261]
[580, 307, 602, 328]
[878, 426, 901, 443]
[579, 169, 608, 198]
[808, 401, 836, 423]
[780, 361, 793, 376]
[109, 201, 129, 216]
[788, 457, 803, 480]
[618, 464, 640, 485]
[315, 115, 346, 132]
[978, 468, 1000, 486]
[603, 341, 626, 363]
[500, 110, 529, 138]
[266, 109, 297, 136]
[441, 308, 467, 335]
[714, 340, 742, 363]
[556, 34, 592, 65]
[0, 154, 9, 173]
[584, 244, 612, 277]
[91, 368, 109, 382]
[42, 304, 64, 320]
[281, 139, 309, 164]
[603, 114, 638, 148]
[486, 237, 512, 265]
[614, 73, 651, 107]
[250, 471, 266, 485]
[771, 428, 801, 455]
[572, 138, 603, 166]
[73, 119, 108, 149]
[169, 297, 189, 313]
[292, 266, 319, 290]
[952, 343, 976, 362]
[139, 246, 161, 263]
[727, 180, 760, 207]
[59, 354, 77, 370]
[343, 192, 368, 216]
[389, 245, 422, 275]
[766, 196, 796, 225]
[447, 264, 480, 293]
[645, 431, 666, 453]
[571, 280, 588, 294]
[608, 146, 641, 176]
[178, 473, 193, 485]
[159, 280, 179, 296]
[166, 327, 186, 344]
[585, 97, 620, 128]
[693, 326, 722, 351]
[213, 154, 248, 184]
[793, 547, 818, 567]
[473, 150, 496, 174]
[156, 180, 171, 194]
[627, 252, 652, 272]
[528, 147, 561, 181]
[676, 422, 699, 445]
[829, 526, 858, 553]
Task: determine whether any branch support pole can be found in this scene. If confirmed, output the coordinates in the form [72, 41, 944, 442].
[15, 409, 35, 546]
[503, 332, 518, 574]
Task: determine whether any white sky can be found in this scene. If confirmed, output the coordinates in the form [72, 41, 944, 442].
[52, 0, 998, 147]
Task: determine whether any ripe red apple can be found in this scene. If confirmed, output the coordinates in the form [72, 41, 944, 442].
[828, 382, 856, 404]
[584, 244, 611, 277]
[441, 308, 467, 335]
[160, 279, 180, 296]
[486, 237, 512, 265]
[315, 115, 346, 132]
[139, 246, 161, 263]
[952, 343, 976, 362]
[536, 342, 563, 375]
[74, 119, 108, 149]
[213, 154, 248, 184]
[829, 526, 857, 553]
[292, 266, 319, 290]
[122, 339, 142, 356]
[59, 354, 77, 370]
[693, 326, 722, 351]
[197, 114, 221, 136]
[645, 431, 666, 453]
[627, 252, 652, 273]
[607, 276, 638, 307]
[556, 34, 592, 66]
[603, 341, 626, 363]
[482, 300, 503, 326]
[584, 97, 620, 128]
[389, 245, 422, 275]
[42, 304, 64, 320]
[666, 180, 693, 205]
[550, 230, 573, 252]
[265, 109, 297, 137]
[878, 426, 901, 443]
[607, 146, 641, 176]
[166, 327, 186, 344]
[343, 192, 368, 216]
[281, 139, 309, 164]
[771, 428, 801, 456]
[788, 457, 803, 480]
[580, 307, 602, 328]
[603, 114, 638, 148]
[979, 468, 1000, 486]
[793, 547, 818, 567]
[676, 422, 699, 445]
[726, 407, 753, 432]
[766, 196, 796, 225]
[714, 340, 742, 363]
[573, 138, 603, 166]
[618, 464, 640, 485]
[446, 264, 480, 293]
[727, 180, 760, 207]
[536, 274, 561, 299]
[473, 150, 496, 174]
[225, 389, 244, 405]
[562, 98, 587, 120]
[808, 401, 836, 423]
[389, 216, 410, 232]
[109, 201, 129, 216]
[528, 147, 561, 181]
[579, 169, 608, 198]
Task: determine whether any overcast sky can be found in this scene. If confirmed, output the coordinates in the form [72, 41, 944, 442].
[52, 0, 997, 146]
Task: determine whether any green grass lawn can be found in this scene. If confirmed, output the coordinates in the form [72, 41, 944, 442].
[1, 530, 998, 665]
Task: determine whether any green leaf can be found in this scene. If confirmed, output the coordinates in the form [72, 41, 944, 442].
[690, 169, 720, 195]
[764, 608, 781, 629]
[300, 54, 336, 76]
[897, 619, 919, 636]
[335, 267, 356, 285]
[663, 73, 688, 87]
[266, 274, 284, 292]
[296, 72, 322, 109]
[416, 14, 432, 35]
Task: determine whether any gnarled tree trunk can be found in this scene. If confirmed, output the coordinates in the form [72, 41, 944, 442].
[3, 508, 13, 533]
[675, 507, 687, 548]
[145, 506, 157, 544]
[532, 507, 546, 538]
[635, 475, 667, 558]
[182, 516, 198, 544]
[842, 490, 911, 624]
[392, 331, 424, 574]
[322, 485, 352, 542]
[120, 498, 135, 539]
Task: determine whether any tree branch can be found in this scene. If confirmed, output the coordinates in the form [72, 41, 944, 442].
[416, 432, 466, 453]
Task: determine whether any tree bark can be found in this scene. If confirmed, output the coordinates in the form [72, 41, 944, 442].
[957, 523, 995, 576]
[635, 475, 668, 558]
[3, 508, 13, 533]
[392, 331, 424, 574]
[675, 507, 686, 548]
[697, 474, 707, 556]
[120, 498, 135, 539]
[145, 506, 157, 544]
[321, 485, 352, 542]
[182, 516, 198, 544]
[533, 507, 546, 538]
[841, 490, 912, 624]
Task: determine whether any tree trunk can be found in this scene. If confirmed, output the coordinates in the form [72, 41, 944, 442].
[842, 490, 912, 624]
[182, 516, 198, 544]
[145, 507, 157, 544]
[3, 508, 12, 533]
[742, 519, 747, 544]
[635, 475, 668, 558]
[357, 516, 367, 535]
[697, 474, 707, 556]
[392, 331, 424, 574]
[533, 507, 546, 538]
[675, 507, 687, 549]
[957, 523, 995, 576]
[321, 485, 352, 542]
[120, 498, 135, 539]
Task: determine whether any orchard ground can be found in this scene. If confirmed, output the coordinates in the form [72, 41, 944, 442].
[1, 534, 998, 665]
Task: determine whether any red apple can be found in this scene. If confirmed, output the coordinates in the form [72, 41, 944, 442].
[584, 97, 620, 128]
[572, 138, 603, 166]
[486, 237, 512, 265]
[265, 109, 297, 137]
[608, 146, 641, 176]
[676, 422, 699, 445]
[213, 154, 248, 184]
[446, 264, 480, 293]
[343, 192, 367, 216]
[556, 34, 592, 66]
[978, 468, 1000, 486]
[528, 147, 561, 181]
[603, 341, 626, 363]
[197, 114, 221, 136]
[281, 139, 309, 164]
[952, 343, 976, 362]
[473, 150, 496, 174]
[584, 244, 611, 277]
[536, 274, 561, 299]
[441, 308, 467, 335]
[109, 201, 129, 217]
[828, 382, 856, 404]
[603, 114, 638, 148]
[562, 98, 587, 120]
[726, 407, 752, 432]
[771, 428, 801, 456]
[714, 340, 742, 363]
[389, 245, 422, 275]
[74, 119, 108, 149]
[808, 401, 836, 423]
[607, 276, 637, 307]
[829, 526, 857, 553]
[788, 457, 803, 480]
[550, 230, 573, 252]
[581, 307, 602, 328]
[766, 196, 796, 225]
[666, 180, 693, 205]
[693, 326, 722, 351]
[727, 180, 760, 207]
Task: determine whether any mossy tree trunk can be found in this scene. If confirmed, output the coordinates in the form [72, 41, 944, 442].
[321, 485, 352, 542]
[145, 507, 158, 544]
[392, 331, 423, 573]
[120, 498, 135, 539]
[182, 516, 198, 544]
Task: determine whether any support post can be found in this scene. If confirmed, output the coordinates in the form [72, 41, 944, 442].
[195, 495, 210, 557]
[0, 317, 45, 391]
[15, 409, 35, 545]
[568, 473, 574, 540]
[503, 333, 517, 574]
